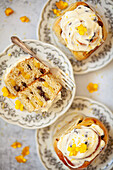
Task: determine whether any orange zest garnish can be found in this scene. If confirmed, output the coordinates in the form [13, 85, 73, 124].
[52, 9, 61, 16]
[56, 1, 68, 10]
[15, 155, 27, 163]
[11, 141, 22, 149]
[87, 83, 98, 93]
[20, 16, 30, 22]
[5, 7, 14, 16]
[21, 146, 30, 157]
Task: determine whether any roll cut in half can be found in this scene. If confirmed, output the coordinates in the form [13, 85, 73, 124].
[53, 2, 107, 60]
[53, 115, 108, 169]
[4, 57, 62, 112]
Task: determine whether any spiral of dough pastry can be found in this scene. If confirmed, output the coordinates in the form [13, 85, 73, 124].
[60, 5, 103, 52]
[57, 124, 105, 168]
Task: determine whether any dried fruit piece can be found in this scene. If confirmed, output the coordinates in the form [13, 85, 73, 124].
[20, 16, 30, 22]
[53, 9, 61, 16]
[24, 73, 30, 79]
[10, 79, 16, 86]
[21, 146, 30, 157]
[56, 1, 68, 10]
[43, 82, 54, 93]
[87, 83, 98, 93]
[34, 96, 43, 106]
[11, 141, 22, 148]
[15, 155, 27, 163]
[14, 85, 20, 92]
[5, 7, 14, 16]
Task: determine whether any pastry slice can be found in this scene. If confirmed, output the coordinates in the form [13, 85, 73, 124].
[4, 57, 49, 95]
[18, 73, 62, 112]
[53, 1, 107, 60]
[53, 116, 108, 169]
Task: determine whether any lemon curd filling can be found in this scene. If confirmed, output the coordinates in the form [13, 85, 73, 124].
[43, 82, 54, 93]
[57, 124, 105, 168]
[60, 5, 103, 51]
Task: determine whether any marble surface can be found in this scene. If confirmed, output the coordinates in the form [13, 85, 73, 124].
[0, 0, 113, 170]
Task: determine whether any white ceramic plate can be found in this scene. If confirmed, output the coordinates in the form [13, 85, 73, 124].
[37, 0, 113, 74]
[36, 96, 113, 170]
[0, 40, 76, 129]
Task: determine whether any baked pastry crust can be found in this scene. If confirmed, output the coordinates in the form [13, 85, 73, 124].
[53, 2, 107, 60]
[53, 116, 108, 169]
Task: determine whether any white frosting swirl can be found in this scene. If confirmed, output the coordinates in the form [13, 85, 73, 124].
[60, 5, 103, 51]
[57, 124, 105, 168]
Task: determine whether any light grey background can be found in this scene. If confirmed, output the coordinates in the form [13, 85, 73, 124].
[0, 0, 113, 170]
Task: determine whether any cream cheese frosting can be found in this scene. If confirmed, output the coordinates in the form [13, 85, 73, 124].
[60, 5, 103, 51]
[57, 123, 105, 168]
[3, 56, 31, 80]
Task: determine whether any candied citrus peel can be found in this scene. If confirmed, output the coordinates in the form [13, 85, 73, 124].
[11, 141, 22, 149]
[20, 16, 30, 22]
[15, 100, 24, 111]
[67, 143, 87, 156]
[87, 83, 98, 93]
[56, 1, 68, 10]
[2, 86, 16, 99]
[15, 155, 27, 163]
[52, 9, 61, 16]
[77, 24, 87, 35]
[33, 60, 40, 68]
[5, 7, 14, 16]
[21, 146, 30, 157]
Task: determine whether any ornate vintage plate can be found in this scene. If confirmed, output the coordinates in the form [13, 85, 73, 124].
[36, 96, 113, 170]
[37, 0, 113, 74]
[0, 40, 76, 129]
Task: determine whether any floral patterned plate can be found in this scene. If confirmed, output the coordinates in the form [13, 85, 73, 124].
[0, 40, 76, 129]
[36, 96, 113, 170]
[37, 0, 113, 74]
